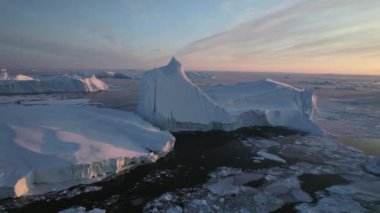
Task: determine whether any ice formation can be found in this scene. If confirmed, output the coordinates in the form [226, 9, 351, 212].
[0, 69, 8, 80]
[138, 57, 234, 131]
[0, 74, 108, 94]
[0, 99, 174, 198]
[138, 57, 322, 133]
[77, 71, 140, 79]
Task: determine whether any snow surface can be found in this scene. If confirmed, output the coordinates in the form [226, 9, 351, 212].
[0, 99, 174, 198]
[0, 74, 108, 94]
[138, 57, 321, 133]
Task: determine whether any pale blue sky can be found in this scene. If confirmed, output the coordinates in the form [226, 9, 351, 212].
[0, 0, 379, 74]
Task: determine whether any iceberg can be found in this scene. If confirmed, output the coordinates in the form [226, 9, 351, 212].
[0, 74, 108, 94]
[76, 71, 137, 79]
[138, 57, 234, 131]
[185, 71, 215, 80]
[138, 57, 322, 133]
[0, 69, 8, 80]
[0, 99, 175, 198]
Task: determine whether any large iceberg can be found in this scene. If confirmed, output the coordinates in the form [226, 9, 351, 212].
[138, 57, 322, 133]
[0, 99, 175, 198]
[0, 73, 108, 94]
[138, 57, 234, 131]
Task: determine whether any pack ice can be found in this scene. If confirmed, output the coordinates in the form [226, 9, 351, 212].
[0, 70, 108, 94]
[0, 99, 175, 198]
[138, 57, 322, 133]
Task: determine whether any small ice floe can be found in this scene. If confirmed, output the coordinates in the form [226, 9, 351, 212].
[296, 195, 366, 213]
[59, 206, 105, 213]
[241, 138, 280, 149]
[255, 150, 286, 164]
[365, 157, 380, 175]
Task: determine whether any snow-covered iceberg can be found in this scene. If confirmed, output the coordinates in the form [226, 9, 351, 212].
[0, 74, 108, 94]
[138, 57, 322, 134]
[0, 100, 175, 198]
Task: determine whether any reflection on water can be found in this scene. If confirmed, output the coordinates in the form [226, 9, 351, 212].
[340, 137, 380, 156]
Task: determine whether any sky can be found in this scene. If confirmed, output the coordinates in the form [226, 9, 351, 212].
[0, 0, 379, 75]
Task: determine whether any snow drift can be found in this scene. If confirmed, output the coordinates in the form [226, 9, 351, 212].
[0, 100, 174, 198]
[0, 73, 108, 94]
[138, 57, 322, 134]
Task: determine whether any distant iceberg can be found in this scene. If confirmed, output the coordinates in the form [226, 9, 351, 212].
[76, 70, 141, 79]
[138, 57, 322, 134]
[77, 70, 214, 80]
[0, 73, 108, 94]
[0, 99, 174, 198]
[0, 68, 8, 80]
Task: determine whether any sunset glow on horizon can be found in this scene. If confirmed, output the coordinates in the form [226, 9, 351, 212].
[0, 0, 379, 75]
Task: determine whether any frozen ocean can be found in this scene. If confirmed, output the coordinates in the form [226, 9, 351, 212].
[1, 70, 380, 212]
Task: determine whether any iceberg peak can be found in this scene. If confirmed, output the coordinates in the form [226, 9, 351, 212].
[159, 57, 184, 75]
[168, 57, 181, 68]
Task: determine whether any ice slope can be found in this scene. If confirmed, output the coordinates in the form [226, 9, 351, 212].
[202, 79, 322, 134]
[138, 58, 321, 134]
[0, 74, 108, 94]
[0, 99, 174, 198]
[138, 57, 234, 131]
